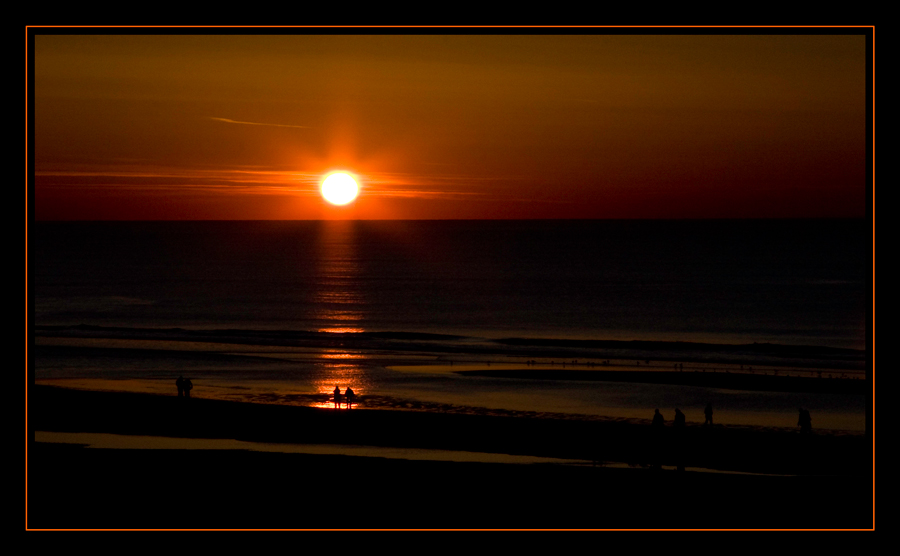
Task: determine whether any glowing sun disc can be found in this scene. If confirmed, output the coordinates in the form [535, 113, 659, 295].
[321, 173, 359, 205]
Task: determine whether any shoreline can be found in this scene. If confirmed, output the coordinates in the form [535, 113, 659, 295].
[28, 385, 872, 529]
[454, 368, 866, 395]
[30, 385, 868, 476]
[34, 377, 867, 434]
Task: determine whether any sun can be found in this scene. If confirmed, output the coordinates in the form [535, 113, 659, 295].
[320, 172, 360, 206]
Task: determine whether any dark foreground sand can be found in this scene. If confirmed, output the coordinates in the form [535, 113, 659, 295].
[28, 386, 872, 530]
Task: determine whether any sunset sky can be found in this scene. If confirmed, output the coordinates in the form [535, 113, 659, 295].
[32, 32, 869, 220]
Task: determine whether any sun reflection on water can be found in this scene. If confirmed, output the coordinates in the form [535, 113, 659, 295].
[309, 354, 370, 409]
[319, 351, 367, 359]
[312, 221, 367, 335]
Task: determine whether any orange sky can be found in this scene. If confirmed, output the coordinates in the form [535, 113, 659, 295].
[32, 32, 869, 220]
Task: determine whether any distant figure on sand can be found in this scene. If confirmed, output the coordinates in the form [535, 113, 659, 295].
[176, 376, 185, 397]
[704, 403, 713, 426]
[673, 408, 686, 471]
[798, 408, 812, 433]
[651, 409, 664, 469]
[333, 386, 342, 409]
[345, 387, 355, 408]
[674, 408, 685, 428]
[183, 378, 193, 398]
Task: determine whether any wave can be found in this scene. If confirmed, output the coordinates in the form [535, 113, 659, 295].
[34, 324, 865, 371]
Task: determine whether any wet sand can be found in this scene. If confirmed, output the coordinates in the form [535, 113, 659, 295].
[454, 368, 866, 394]
[28, 385, 872, 529]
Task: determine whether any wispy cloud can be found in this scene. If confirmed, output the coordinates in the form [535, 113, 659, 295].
[35, 166, 519, 201]
[208, 117, 312, 129]
[368, 189, 486, 200]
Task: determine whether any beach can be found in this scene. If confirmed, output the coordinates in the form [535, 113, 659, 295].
[29, 385, 872, 530]
[29, 220, 871, 529]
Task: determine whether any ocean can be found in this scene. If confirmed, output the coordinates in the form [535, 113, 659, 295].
[30, 219, 869, 431]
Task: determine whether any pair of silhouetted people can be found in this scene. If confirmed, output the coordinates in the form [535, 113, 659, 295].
[798, 408, 812, 433]
[333, 385, 355, 409]
[651, 408, 686, 428]
[649, 408, 687, 471]
[175, 376, 193, 398]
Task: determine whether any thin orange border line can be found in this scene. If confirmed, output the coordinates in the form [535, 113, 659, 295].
[25, 25, 875, 29]
[25, 25, 28, 531]
[25, 25, 875, 532]
[870, 25, 875, 530]
[22, 527, 874, 531]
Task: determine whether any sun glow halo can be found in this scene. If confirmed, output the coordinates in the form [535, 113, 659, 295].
[320, 172, 360, 206]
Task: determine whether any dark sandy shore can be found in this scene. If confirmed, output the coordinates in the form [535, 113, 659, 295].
[456, 368, 865, 394]
[28, 386, 872, 530]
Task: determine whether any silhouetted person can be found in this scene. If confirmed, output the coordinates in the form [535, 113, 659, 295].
[183, 378, 193, 398]
[652, 409, 664, 428]
[345, 387, 355, 409]
[704, 403, 713, 426]
[176, 376, 185, 398]
[798, 408, 812, 433]
[333, 386, 342, 409]
[674, 408, 685, 428]
[651, 409, 665, 469]
[673, 408, 686, 472]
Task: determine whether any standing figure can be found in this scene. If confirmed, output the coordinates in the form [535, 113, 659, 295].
[333, 385, 342, 409]
[176, 376, 185, 398]
[798, 408, 812, 433]
[345, 387, 355, 409]
[674, 408, 686, 428]
[673, 408, 686, 472]
[183, 377, 193, 398]
[651, 409, 665, 469]
[704, 403, 713, 426]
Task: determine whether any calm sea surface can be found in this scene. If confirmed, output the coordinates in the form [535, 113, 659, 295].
[31, 220, 869, 431]
[32, 219, 867, 348]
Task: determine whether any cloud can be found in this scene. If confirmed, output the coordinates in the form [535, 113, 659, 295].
[208, 117, 311, 129]
[35, 165, 525, 201]
[365, 189, 485, 200]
